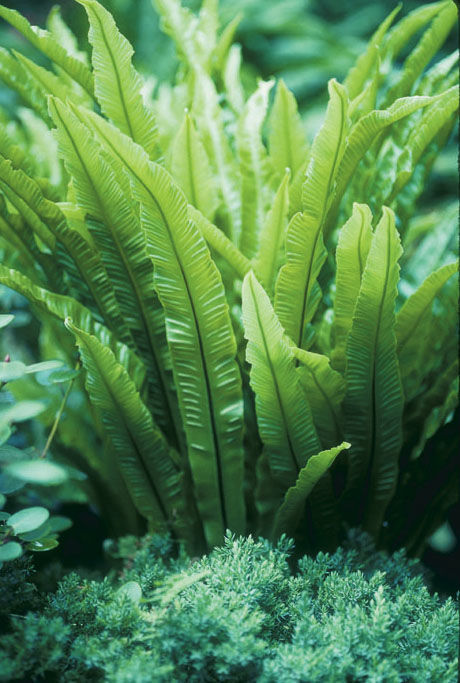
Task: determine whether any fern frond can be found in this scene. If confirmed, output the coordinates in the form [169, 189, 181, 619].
[253, 169, 290, 295]
[395, 260, 458, 400]
[294, 347, 346, 449]
[242, 271, 321, 488]
[170, 111, 218, 220]
[0, 4, 93, 96]
[76, 0, 160, 161]
[65, 319, 188, 537]
[331, 203, 373, 374]
[133, 160, 246, 548]
[343, 207, 404, 537]
[275, 80, 349, 349]
[268, 79, 309, 180]
[271, 442, 350, 540]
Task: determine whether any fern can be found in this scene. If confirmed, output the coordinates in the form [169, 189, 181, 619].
[0, 0, 457, 554]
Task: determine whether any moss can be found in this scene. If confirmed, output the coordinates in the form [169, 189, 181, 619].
[0, 531, 457, 682]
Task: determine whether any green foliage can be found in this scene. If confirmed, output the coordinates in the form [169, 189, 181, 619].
[0, 532, 458, 681]
[0, 0, 457, 556]
[0, 313, 72, 568]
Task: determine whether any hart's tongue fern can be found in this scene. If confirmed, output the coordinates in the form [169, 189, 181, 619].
[0, 0, 457, 555]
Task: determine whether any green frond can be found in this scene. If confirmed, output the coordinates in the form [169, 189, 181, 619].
[331, 203, 373, 374]
[274, 80, 349, 350]
[271, 442, 350, 541]
[0, 265, 144, 389]
[192, 71, 241, 240]
[387, 86, 459, 203]
[154, 0, 215, 72]
[294, 347, 346, 449]
[344, 5, 400, 101]
[237, 79, 274, 259]
[76, 0, 160, 161]
[242, 271, 321, 489]
[49, 97, 182, 445]
[12, 51, 85, 105]
[0, 47, 49, 123]
[0, 4, 93, 96]
[253, 169, 290, 295]
[46, 5, 89, 65]
[382, 0, 448, 62]
[268, 79, 309, 180]
[0, 155, 56, 252]
[222, 43, 245, 115]
[383, 1, 457, 104]
[395, 260, 458, 400]
[170, 111, 218, 220]
[64, 319, 188, 537]
[188, 205, 251, 280]
[343, 207, 404, 538]
[132, 158, 245, 548]
[325, 95, 434, 238]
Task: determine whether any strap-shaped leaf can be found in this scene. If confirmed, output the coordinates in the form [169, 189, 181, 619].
[395, 260, 458, 399]
[192, 71, 241, 240]
[343, 207, 404, 537]
[170, 111, 218, 220]
[242, 271, 321, 488]
[49, 97, 181, 445]
[324, 95, 433, 238]
[0, 265, 144, 390]
[77, 0, 160, 161]
[154, 0, 216, 72]
[188, 205, 251, 280]
[0, 5, 93, 96]
[274, 80, 349, 349]
[387, 86, 459, 203]
[46, 5, 89, 65]
[0, 47, 49, 123]
[237, 79, 274, 259]
[383, 1, 457, 105]
[382, 1, 448, 62]
[294, 347, 346, 449]
[64, 319, 185, 534]
[253, 169, 290, 295]
[331, 203, 373, 373]
[13, 51, 86, 105]
[344, 5, 400, 101]
[132, 159, 245, 548]
[271, 442, 350, 540]
[268, 79, 309, 179]
[0, 155, 55, 252]
[0, 156, 130, 343]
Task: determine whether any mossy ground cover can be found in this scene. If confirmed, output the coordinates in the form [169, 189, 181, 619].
[0, 532, 458, 682]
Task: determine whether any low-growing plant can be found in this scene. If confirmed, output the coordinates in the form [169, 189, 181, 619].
[0, 313, 73, 567]
[0, 0, 457, 555]
[0, 532, 458, 682]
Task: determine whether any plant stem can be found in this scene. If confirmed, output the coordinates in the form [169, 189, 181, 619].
[40, 360, 80, 459]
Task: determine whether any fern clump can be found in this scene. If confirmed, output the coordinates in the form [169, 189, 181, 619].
[0, 533, 458, 682]
[0, 0, 457, 555]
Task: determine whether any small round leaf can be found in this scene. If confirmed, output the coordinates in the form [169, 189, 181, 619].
[0, 314, 14, 329]
[0, 361, 26, 383]
[0, 401, 46, 424]
[27, 538, 59, 552]
[5, 460, 68, 486]
[48, 516, 72, 533]
[7, 506, 49, 534]
[19, 521, 51, 541]
[0, 541, 23, 561]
